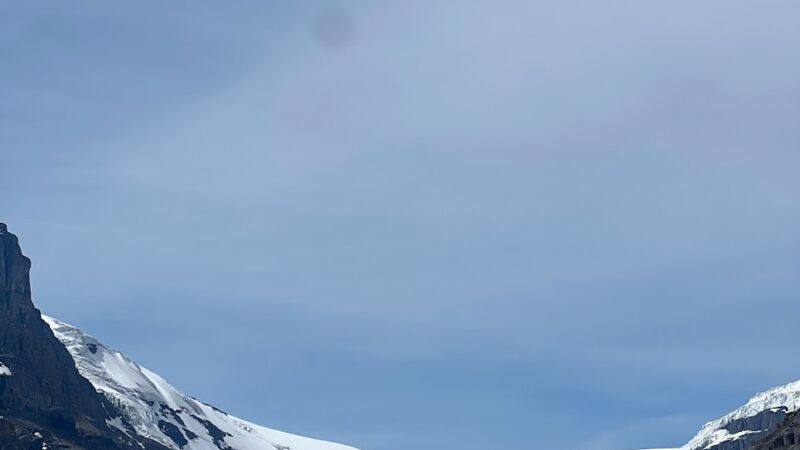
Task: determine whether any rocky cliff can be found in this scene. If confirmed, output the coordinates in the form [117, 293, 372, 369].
[0, 223, 358, 450]
[0, 223, 168, 450]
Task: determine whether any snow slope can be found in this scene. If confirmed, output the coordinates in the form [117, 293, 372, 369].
[633, 379, 800, 450]
[43, 316, 359, 450]
[680, 380, 800, 450]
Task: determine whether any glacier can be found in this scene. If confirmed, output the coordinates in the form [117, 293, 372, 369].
[43, 315, 360, 450]
[632, 378, 800, 450]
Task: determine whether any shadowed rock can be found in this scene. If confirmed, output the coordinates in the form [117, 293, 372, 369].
[0, 223, 169, 450]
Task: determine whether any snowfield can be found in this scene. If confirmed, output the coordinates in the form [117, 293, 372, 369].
[43, 315, 360, 450]
[632, 378, 800, 450]
[678, 379, 800, 450]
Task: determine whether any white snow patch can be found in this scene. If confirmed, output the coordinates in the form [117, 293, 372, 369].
[107, 416, 132, 437]
[42, 315, 359, 450]
[698, 428, 764, 449]
[678, 379, 800, 450]
[632, 378, 800, 450]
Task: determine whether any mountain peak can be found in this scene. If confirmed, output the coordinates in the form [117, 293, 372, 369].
[44, 315, 360, 450]
[0, 224, 169, 450]
[1, 224, 358, 450]
[0, 223, 31, 296]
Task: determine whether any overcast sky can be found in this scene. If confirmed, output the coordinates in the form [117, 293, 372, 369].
[2, 1, 799, 449]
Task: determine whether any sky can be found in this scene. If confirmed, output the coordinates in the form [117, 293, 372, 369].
[1, 1, 799, 449]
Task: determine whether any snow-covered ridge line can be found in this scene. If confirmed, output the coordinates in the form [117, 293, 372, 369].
[681, 379, 800, 450]
[632, 378, 800, 450]
[43, 315, 360, 450]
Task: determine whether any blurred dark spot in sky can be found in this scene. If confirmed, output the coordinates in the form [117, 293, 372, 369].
[312, 7, 355, 51]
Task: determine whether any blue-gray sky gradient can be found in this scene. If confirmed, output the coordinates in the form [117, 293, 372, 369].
[2, 1, 799, 449]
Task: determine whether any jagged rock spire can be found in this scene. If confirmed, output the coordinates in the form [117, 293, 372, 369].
[0, 222, 33, 316]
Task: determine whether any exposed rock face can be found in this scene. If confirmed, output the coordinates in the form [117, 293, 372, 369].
[0, 223, 169, 450]
[744, 410, 800, 450]
[706, 408, 791, 450]
[0, 223, 107, 438]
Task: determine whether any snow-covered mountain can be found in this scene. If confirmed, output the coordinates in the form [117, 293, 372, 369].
[634, 379, 800, 450]
[43, 316, 360, 450]
[2, 223, 153, 449]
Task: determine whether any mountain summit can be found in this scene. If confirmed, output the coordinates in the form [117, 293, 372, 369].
[0, 223, 166, 449]
[42, 316, 357, 450]
[0, 224, 358, 450]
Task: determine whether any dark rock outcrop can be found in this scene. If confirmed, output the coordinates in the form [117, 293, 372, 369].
[0, 223, 169, 450]
[706, 408, 791, 450]
[748, 410, 800, 450]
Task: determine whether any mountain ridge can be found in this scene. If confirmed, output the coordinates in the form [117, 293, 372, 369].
[0, 223, 359, 450]
[0, 222, 171, 450]
[634, 378, 800, 450]
[43, 315, 359, 450]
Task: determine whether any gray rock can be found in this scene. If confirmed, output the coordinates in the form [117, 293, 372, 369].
[0, 223, 169, 450]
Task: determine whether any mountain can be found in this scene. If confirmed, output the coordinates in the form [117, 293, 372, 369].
[635, 380, 800, 450]
[0, 223, 169, 450]
[43, 315, 359, 450]
[0, 223, 358, 450]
